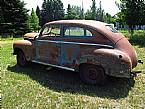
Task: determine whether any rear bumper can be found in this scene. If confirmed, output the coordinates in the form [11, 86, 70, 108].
[105, 67, 131, 78]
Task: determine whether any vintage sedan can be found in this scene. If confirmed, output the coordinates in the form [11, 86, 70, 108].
[13, 20, 138, 84]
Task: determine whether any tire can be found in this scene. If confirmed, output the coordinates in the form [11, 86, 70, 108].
[79, 64, 107, 85]
[17, 51, 28, 67]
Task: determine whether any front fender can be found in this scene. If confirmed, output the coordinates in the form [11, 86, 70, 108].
[13, 40, 34, 61]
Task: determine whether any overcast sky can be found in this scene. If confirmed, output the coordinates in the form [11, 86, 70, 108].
[22, 0, 120, 16]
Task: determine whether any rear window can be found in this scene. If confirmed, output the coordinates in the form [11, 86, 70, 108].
[106, 25, 118, 33]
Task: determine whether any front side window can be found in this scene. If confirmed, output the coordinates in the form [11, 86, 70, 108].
[64, 26, 92, 37]
[41, 25, 61, 37]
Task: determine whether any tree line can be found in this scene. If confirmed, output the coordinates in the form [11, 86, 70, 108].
[116, 0, 145, 34]
[0, 0, 145, 36]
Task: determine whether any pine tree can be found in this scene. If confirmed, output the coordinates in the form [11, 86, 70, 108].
[29, 8, 39, 32]
[65, 4, 84, 20]
[65, 4, 77, 19]
[36, 6, 41, 26]
[85, 9, 92, 20]
[96, 1, 105, 21]
[0, 5, 4, 24]
[40, 0, 64, 26]
[91, 0, 97, 20]
[0, 0, 29, 36]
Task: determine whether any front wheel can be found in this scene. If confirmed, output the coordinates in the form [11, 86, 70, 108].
[17, 51, 28, 67]
[79, 64, 107, 85]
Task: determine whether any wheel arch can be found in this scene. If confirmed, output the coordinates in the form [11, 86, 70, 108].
[13, 47, 24, 55]
[78, 63, 104, 72]
[78, 63, 107, 85]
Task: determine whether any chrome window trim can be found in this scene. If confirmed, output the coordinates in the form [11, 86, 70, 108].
[36, 40, 114, 48]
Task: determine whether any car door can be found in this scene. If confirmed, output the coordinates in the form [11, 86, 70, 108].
[60, 26, 93, 68]
[35, 24, 61, 65]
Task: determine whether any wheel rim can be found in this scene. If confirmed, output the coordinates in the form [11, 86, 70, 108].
[86, 66, 105, 81]
[87, 68, 98, 80]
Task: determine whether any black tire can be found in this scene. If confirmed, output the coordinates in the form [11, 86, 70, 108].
[79, 64, 107, 85]
[17, 51, 28, 67]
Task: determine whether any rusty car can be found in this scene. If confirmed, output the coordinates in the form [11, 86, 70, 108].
[13, 20, 138, 84]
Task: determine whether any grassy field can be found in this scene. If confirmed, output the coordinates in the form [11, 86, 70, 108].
[1, 34, 145, 108]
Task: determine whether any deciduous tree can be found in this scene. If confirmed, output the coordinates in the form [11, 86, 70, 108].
[116, 0, 145, 34]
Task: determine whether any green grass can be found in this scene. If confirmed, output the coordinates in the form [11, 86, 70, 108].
[119, 30, 145, 47]
[1, 37, 145, 109]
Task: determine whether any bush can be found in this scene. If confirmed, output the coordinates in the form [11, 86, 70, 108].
[129, 31, 145, 47]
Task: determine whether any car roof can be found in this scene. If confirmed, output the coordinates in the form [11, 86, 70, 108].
[46, 20, 107, 30]
[46, 20, 109, 36]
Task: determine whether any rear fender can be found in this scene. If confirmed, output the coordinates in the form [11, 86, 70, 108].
[77, 48, 132, 78]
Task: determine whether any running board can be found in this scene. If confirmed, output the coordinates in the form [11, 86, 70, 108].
[32, 60, 75, 71]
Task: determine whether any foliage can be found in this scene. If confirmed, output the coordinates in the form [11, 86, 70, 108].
[85, 0, 115, 23]
[65, 4, 83, 20]
[119, 30, 145, 47]
[96, 1, 104, 21]
[91, 0, 97, 20]
[28, 8, 40, 32]
[36, 6, 41, 26]
[0, 0, 29, 36]
[116, 0, 145, 34]
[115, 12, 125, 26]
[104, 13, 115, 24]
[129, 32, 145, 47]
[40, 0, 64, 26]
[1, 36, 145, 108]
[65, 4, 76, 19]
[72, 5, 84, 19]
[85, 9, 92, 20]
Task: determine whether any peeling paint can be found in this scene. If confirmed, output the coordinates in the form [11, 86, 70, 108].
[13, 20, 138, 78]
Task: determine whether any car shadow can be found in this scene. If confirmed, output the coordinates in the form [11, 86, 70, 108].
[7, 63, 135, 99]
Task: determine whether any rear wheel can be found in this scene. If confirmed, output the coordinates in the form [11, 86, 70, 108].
[79, 64, 107, 85]
[17, 51, 28, 67]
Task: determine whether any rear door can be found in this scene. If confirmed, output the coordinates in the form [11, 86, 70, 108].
[60, 26, 93, 68]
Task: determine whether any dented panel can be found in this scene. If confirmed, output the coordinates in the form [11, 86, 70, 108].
[36, 40, 61, 65]
[13, 20, 138, 78]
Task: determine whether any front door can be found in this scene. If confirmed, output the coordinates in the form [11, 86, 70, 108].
[35, 25, 61, 65]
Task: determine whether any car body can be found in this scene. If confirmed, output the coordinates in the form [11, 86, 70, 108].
[13, 20, 138, 84]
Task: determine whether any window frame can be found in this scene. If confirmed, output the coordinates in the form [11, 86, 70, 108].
[39, 24, 62, 38]
[62, 25, 93, 38]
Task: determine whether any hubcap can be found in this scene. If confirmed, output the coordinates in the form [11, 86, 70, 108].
[87, 68, 98, 80]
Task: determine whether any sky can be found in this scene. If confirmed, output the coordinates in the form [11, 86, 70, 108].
[22, 0, 120, 16]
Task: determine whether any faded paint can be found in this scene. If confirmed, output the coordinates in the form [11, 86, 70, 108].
[13, 20, 138, 78]
[13, 40, 34, 61]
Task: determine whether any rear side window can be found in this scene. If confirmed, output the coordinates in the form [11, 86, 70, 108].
[106, 25, 118, 33]
[64, 26, 92, 37]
